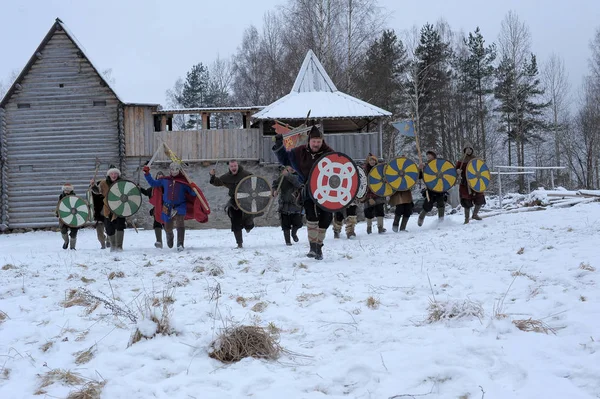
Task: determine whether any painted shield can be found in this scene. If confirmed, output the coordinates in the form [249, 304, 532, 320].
[234, 175, 272, 215]
[466, 158, 491, 193]
[384, 157, 419, 192]
[422, 158, 457, 193]
[57, 195, 90, 228]
[107, 180, 142, 217]
[308, 152, 359, 212]
[356, 166, 368, 201]
[368, 163, 395, 197]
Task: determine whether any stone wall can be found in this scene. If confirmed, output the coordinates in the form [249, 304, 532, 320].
[127, 160, 283, 230]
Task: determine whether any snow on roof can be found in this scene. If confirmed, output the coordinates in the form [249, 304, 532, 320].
[253, 50, 391, 120]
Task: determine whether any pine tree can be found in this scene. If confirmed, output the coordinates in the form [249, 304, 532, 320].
[176, 63, 213, 129]
[412, 23, 453, 154]
[357, 29, 408, 157]
[463, 27, 496, 158]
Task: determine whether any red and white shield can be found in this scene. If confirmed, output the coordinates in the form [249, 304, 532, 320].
[308, 152, 359, 212]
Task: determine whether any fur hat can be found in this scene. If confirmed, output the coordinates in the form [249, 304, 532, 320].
[307, 125, 323, 139]
[366, 153, 378, 164]
[107, 164, 121, 177]
[169, 162, 181, 173]
[62, 183, 74, 192]
[463, 145, 474, 154]
[426, 150, 437, 158]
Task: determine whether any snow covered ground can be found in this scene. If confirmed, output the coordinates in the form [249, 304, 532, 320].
[0, 203, 599, 399]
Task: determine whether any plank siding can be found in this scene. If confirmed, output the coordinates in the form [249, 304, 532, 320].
[152, 129, 261, 162]
[3, 29, 120, 229]
[123, 106, 155, 157]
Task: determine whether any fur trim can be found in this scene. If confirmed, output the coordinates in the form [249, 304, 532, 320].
[107, 167, 121, 176]
[62, 183, 74, 192]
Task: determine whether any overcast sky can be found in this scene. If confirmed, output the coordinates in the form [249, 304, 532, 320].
[1, 0, 599, 105]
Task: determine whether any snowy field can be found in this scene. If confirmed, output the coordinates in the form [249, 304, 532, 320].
[0, 203, 599, 399]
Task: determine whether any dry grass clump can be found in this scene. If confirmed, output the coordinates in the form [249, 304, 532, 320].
[74, 346, 95, 365]
[36, 369, 85, 394]
[208, 325, 282, 363]
[0, 310, 7, 324]
[192, 265, 206, 273]
[40, 341, 54, 353]
[516, 247, 524, 255]
[62, 289, 94, 308]
[66, 381, 106, 399]
[1, 263, 16, 270]
[128, 291, 176, 347]
[579, 262, 596, 272]
[366, 296, 380, 309]
[513, 318, 556, 335]
[108, 271, 125, 280]
[251, 302, 268, 313]
[426, 299, 484, 323]
[209, 265, 224, 276]
[80, 277, 96, 284]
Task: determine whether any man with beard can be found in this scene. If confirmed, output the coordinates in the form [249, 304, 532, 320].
[272, 125, 334, 260]
[209, 160, 254, 248]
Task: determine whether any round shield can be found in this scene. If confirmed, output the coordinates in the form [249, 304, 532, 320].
[234, 175, 272, 214]
[368, 163, 395, 197]
[356, 167, 368, 201]
[466, 158, 491, 193]
[384, 157, 419, 192]
[107, 180, 142, 217]
[57, 195, 90, 228]
[308, 152, 359, 212]
[422, 158, 457, 193]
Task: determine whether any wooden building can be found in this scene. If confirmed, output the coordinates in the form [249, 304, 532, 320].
[0, 18, 157, 230]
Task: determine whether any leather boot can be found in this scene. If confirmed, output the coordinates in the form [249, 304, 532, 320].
[176, 226, 185, 251]
[96, 223, 106, 249]
[154, 228, 163, 248]
[400, 215, 409, 231]
[69, 237, 77, 250]
[392, 214, 401, 232]
[166, 231, 174, 248]
[417, 210, 427, 227]
[437, 207, 445, 220]
[315, 244, 323, 260]
[377, 216, 386, 233]
[366, 218, 373, 234]
[115, 230, 124, 252]
[472, 205, 482, 220]
[108, 235, 116, 252]
[464, 208, 470, 224]
[291, 226, 300, 242]
[61, 233, 69, 250]
[283, 229, 292, 246]
[306, 242, 317, 258]
[234, 230, 243, 248]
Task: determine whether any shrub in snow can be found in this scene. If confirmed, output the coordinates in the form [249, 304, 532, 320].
[426, 299, 484, 323]
[527, 190, 550, 206]
[128, 291, 177, 347]
[209, 325, 282, 363]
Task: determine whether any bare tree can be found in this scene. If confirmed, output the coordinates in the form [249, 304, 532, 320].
[165, 77, 186, 129]
[542, 53, 570, 168]
[0, 69, 20, 100]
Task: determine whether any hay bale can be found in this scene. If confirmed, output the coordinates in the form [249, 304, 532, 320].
[209, 325, 282, 363]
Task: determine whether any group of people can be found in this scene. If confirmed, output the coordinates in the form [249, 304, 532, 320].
[56, 126, 485, 258]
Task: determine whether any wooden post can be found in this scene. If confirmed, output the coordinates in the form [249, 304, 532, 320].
[242, 113, 248, 129]
[498, 173, 503, 208]
[201, 113, 208, 130]
[160, 115, 167, 132]
[550, 169, 555, 189]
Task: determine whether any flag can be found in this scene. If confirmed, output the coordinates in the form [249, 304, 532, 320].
[392, 120, 415, 137]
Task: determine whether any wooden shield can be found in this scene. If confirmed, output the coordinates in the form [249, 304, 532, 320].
[107, 180, 142, 217]
[356, 166, 368, 201]
[308, 152, 359, 212]
[466, 158, 491, 193]
[234, 175, 272, 214]
[422, 158, 457, 193]
[368, 163, 395, 197]
[57, 195, 90, 228]
[384, 157, 419, 192]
